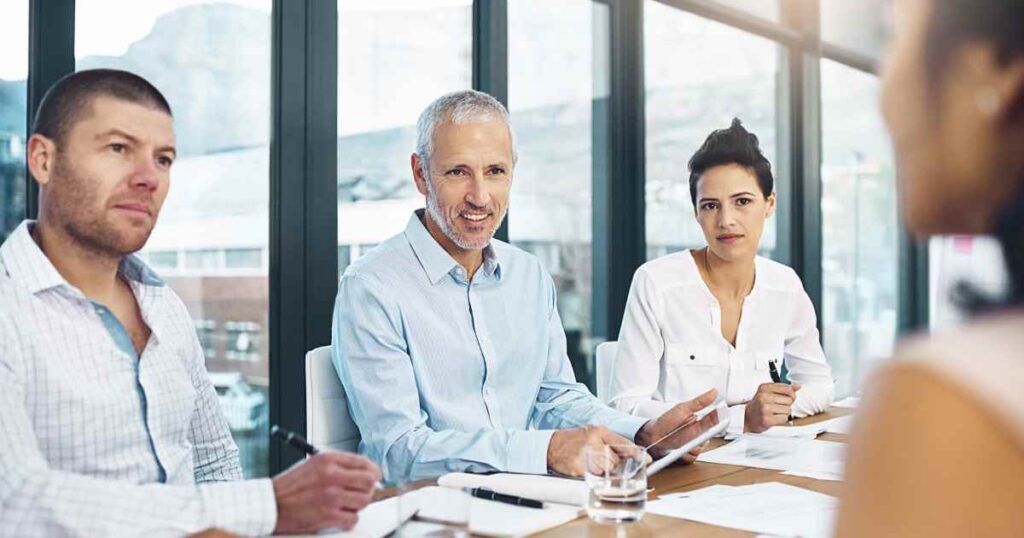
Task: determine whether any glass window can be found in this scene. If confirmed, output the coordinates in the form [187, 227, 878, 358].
[711, 0, 780, 22]
[195, 319, 218, 358]
[644, 1, 782, 260]
[184, 249, 220, 270]
[508, 0, 608, 387]
[337, 0, 472, 275]
[821, 0, 889, 60]
[0, 0, 28, 241]
[929, 235, 1008, 330]
[147, 250, 179, 270]
[225, 247, 262, 269]
[820, 59, 898, 398]
[77, 0, 272, 478]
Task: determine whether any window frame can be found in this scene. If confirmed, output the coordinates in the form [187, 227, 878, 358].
[14, 0, 927, 475]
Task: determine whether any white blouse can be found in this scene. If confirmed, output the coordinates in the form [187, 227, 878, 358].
[607, 250, 834, 432]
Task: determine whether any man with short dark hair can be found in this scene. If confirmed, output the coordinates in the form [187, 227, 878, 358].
[0, 69, 380, 536]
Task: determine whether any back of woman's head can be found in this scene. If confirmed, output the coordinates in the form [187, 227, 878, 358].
[889, 0, 1024, 307]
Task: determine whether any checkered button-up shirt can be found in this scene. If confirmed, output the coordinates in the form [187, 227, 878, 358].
[0, 221, 276, 537]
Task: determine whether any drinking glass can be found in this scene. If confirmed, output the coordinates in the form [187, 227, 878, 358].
[583, 444, 648, 524]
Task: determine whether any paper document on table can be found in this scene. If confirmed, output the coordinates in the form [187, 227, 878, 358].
[287, 495, 415, 538]
[647, 482, 837, 538]
[832, 396, 860, 409]
[437, 472, 587, 506]
[724, 415, 854, 441]
[698, 435, 848, 477]
[414, 486, 582, 538]
[782, 469, 844, 482]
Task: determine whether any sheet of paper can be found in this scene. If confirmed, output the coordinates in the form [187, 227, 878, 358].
[287, 494, 414, 538]
[832, 396, 860, 409]
[781, 469, 844, 482]
[646, 482, 837, 538]
[725, 415, 855, 441]
[437, 472, 588, 506]
[415, 486, 582, 538]
[698, 435, 847, 477]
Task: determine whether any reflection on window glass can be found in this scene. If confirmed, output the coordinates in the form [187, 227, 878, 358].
[821, 0, 889, 60]
[821, 59, 898, 398]
[0, 0, 28, 241]
[148, 250, 179, 269]
[77, 0, 272, 478]
[225, 248, 262, 269]
[508, 0, 607, 388]
[337, 0, 472, 275]
[644, 1, 781, 260]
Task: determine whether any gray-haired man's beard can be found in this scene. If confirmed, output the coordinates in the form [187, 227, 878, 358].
[425, 185, 506, 250]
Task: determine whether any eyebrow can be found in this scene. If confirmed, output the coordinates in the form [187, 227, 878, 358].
[698, 191, 757, 203]
[96, 129, 177, 158]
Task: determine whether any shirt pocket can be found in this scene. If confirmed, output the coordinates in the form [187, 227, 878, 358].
[751, 349, 784, 394]
[662, 343, 723, 402]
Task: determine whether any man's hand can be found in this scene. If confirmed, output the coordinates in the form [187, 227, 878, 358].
[744, 383, 801, 433]
[634, 388, 719, 460]
[547, 425, 640, 477]
[272, 451, 382, 534]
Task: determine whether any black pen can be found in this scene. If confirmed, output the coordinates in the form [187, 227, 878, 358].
[271, 424, 319, 455]
[465, 487, 544, 509]
[767, 360, 795, 424]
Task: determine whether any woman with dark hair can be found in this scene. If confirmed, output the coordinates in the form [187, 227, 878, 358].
[836, 0, 1024, 535]
[607, 119, 834, 435]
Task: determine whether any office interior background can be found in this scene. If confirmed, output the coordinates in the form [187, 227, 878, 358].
[0, 0, 1008, 480]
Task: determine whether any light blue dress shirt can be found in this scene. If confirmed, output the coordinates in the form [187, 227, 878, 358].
[332, 210, 648, 484]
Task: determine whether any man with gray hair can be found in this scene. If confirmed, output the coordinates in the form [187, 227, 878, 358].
[332, 90, 717, 484]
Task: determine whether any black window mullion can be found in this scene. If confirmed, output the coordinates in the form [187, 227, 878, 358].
[472, 0, 509, 242]
[269, 0, 338, 474]
[26, 0, 75, 219]
[596, 0, 645, 340]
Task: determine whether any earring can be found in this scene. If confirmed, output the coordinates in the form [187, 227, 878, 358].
[975, 86, 1001, 118]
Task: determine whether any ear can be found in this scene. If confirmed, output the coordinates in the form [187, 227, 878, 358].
[411, 153, 429, 196]
[765, 192, 777, 219]
[995, 54, 1024, 127]
[26, 134, 57, 188]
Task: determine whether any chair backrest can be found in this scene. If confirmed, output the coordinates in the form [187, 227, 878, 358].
[305, 346, 361, 453]
[594, 341, 619, 404]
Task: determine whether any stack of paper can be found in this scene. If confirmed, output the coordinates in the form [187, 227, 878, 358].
[647, 482, 837, 538]
[698, 435, 847, 481]
[724, 415, 854, 441]
[437, 472, 588, 506]
[415, 485, 582, 537]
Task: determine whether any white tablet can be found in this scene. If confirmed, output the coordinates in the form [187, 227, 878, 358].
[646, 403, 730, 476]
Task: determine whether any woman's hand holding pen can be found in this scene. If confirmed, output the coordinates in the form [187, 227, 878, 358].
[744, 382, 801, 433]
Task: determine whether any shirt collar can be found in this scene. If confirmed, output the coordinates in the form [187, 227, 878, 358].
[0, 220, 165, 295]
[404, 209, 502, 285]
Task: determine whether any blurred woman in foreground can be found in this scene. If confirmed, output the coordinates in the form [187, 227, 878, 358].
[835, 0, 1024, 536]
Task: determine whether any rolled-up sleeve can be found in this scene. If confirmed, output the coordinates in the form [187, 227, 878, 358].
[785, 283, 835, 417]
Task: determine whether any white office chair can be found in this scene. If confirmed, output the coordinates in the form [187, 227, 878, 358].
[594, 341, 619, 404]
[304, 346, 361, 453]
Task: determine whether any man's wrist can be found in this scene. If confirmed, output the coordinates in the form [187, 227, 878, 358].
[634, 419, 654, 447]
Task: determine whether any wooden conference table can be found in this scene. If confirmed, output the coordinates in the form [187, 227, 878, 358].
[192, 408, 852, 538]
[536, 408, 853, 537]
